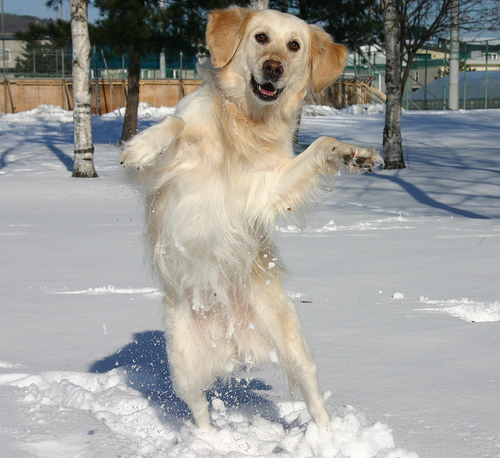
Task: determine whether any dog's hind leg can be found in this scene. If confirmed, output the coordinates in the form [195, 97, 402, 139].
[171, 374, 212, 430]
[164, 305, 214, 429]
[271, 300, 331, 428]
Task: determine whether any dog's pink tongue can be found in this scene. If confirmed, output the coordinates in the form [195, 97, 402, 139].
[260, 86, 276, 96]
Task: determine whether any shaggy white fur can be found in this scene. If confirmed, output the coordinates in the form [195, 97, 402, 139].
[120, 6, 382, 430]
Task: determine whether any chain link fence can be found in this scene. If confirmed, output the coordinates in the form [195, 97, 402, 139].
[4, 42, 500, 113]
[10, 48, 201, 80]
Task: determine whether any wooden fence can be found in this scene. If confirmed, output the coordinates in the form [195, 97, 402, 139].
[0, 78, 203, 115]
[0, 77, 382, 115]
[306, 77, 385, 107]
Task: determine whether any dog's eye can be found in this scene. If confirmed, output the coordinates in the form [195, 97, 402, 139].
[288, 41, 300, 52]
[255, 33, 268, 44]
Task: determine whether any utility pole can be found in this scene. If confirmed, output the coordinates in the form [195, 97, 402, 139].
[159, 0, 166, 78]
[1, 0, 6, 114]
[250, 0, 269, 9]
[449, 0, 460, 111]
[61, 0, 67, 110]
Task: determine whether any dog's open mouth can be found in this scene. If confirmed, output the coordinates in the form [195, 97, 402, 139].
[251, 76, 284, 102]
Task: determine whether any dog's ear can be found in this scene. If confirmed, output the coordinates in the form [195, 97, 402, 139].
[207, 7, 254, 68]
[309, 25, 347, 93]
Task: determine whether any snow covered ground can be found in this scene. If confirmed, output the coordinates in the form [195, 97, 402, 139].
[0, 103, 499, 457]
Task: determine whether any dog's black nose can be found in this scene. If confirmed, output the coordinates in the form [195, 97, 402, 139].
[263, 60, 284, 81]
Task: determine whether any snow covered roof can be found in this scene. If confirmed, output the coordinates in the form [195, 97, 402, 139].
[409, 70, 500, 101]
[461, 37, 500, 46]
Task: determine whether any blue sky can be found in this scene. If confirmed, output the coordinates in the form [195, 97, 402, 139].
[3, 1, 496, 38]
[3, 0, 100, 23]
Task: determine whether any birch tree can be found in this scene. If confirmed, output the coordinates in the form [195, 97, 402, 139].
[381, 0, 405, 170]
[70, 0, 97, 177]
[379, 0, 494, 169]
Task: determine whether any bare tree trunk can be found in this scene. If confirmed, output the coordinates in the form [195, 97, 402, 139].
[401, 51, 416, 96]
[382, 0, 405, 170]
[121, 49, 141, 143]
[70, 0, 98, 178]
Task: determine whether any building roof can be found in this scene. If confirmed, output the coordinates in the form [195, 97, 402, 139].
[409, 71, 500, 101]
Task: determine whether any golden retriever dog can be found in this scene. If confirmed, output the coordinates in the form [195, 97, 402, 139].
[120, 6, 381, 429]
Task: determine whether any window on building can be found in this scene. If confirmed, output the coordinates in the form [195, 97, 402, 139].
[0, 48, 11, 63]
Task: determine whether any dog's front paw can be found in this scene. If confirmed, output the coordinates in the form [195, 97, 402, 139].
[329, 143, 383, 173]
[340, 145, 383, 173]
[119, 115, 185, 170]
[120, 133, 161, 170]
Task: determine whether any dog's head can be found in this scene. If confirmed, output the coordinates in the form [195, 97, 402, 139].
[207, 7, 347, 109]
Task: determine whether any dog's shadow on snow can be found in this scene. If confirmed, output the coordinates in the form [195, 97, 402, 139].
[89, 330, 281, 428]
